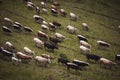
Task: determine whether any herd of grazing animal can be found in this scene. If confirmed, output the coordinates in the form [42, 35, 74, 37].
[0, 0, 120, 74]
[3, 17, 34, 34]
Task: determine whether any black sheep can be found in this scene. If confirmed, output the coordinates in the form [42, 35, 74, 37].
[52, 21, 61, 29]
[58, 57, 70, 65]
[86, 53, 101, 62]
[44, 41, 58, 51]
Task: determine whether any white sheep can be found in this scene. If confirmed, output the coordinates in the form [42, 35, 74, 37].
[4, 17, 13, 25]
[80, 40, 91, 49]
[69, 13, 78, 21]
[35, 56, 51, 67]
[80, 45, 91, 54]
[34, 38, 44, 48]
[41, 24, 49, 31]
[67, 25, 77, 34]
[42, 8, 48, 14]
[27, 2, 35, 7]
[5, 41, 15, 49]
[82, 23, 89, 31]
[41, 54, 54, 59]
[42, 21, 48, 26]
[23, 47, 35, 55]
[99, 58, 116, 68]
[41, 1, 46, 8]
[27, 3, 34, 9]
[55, 32, 65, 41]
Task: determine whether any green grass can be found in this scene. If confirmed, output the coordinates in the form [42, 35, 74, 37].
[0, 0, 120, 80]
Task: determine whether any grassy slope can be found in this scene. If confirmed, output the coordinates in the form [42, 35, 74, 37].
[0, 0, 120, 80]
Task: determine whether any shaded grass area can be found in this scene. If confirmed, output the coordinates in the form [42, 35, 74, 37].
[0, 0, 120, 80]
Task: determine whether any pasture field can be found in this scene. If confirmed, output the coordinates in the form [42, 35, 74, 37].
[0, 0, 120, 80]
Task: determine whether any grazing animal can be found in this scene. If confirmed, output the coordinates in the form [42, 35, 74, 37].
[27, 2, 35, 7]
[34, 38, 44, 48]
[99, 58, 116, 69]
[59, 9, 67, 17]
[49, 36, 61, 44]
[86, 53, 101, 62]
[73, 59, 89, 67]
[37, 31, 48, 40]
[41, 24, 49, 31]
[52, 21, 61, 29]
[41, 54, 54, 59]
[41, 8, 48, 14]
[23, 26, 33, 33]
[2, 26, 12, 33]
[16, 52, 32, 60]
[27, 3, 34, 9]
[77, 35, 88, 42]
[44, 41, 58, 51]
[34, 56, 51, 67]
[12, 24, 22, 31]
[80, 46, 91, 54]
[12, 56, 22, 65]
[66, 62, 82, 71]
[51, 9, 58, 16]
[82, 23, 89, 31]
[55, 32, 65, 41]
[14, 22, 23, 27]
[4, 17, 13, 26]
[67, 25, 77, 34]
[51, 5, 57, 10]
[42, 21, 48, 26]
[23, 47, 35, 55]
[69, 13, 78, 21]
[41, 1, 46, 8]
[33, 15, 44, 23]
[58, 57, 70, 65]
[5, 41, 15, 49]
[115, 54, 120, 62]
[48, 22, 56, 31]
[97, 40, 111, 48]
[80, 40, 91, 49]
[36, 6, 40, 14]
